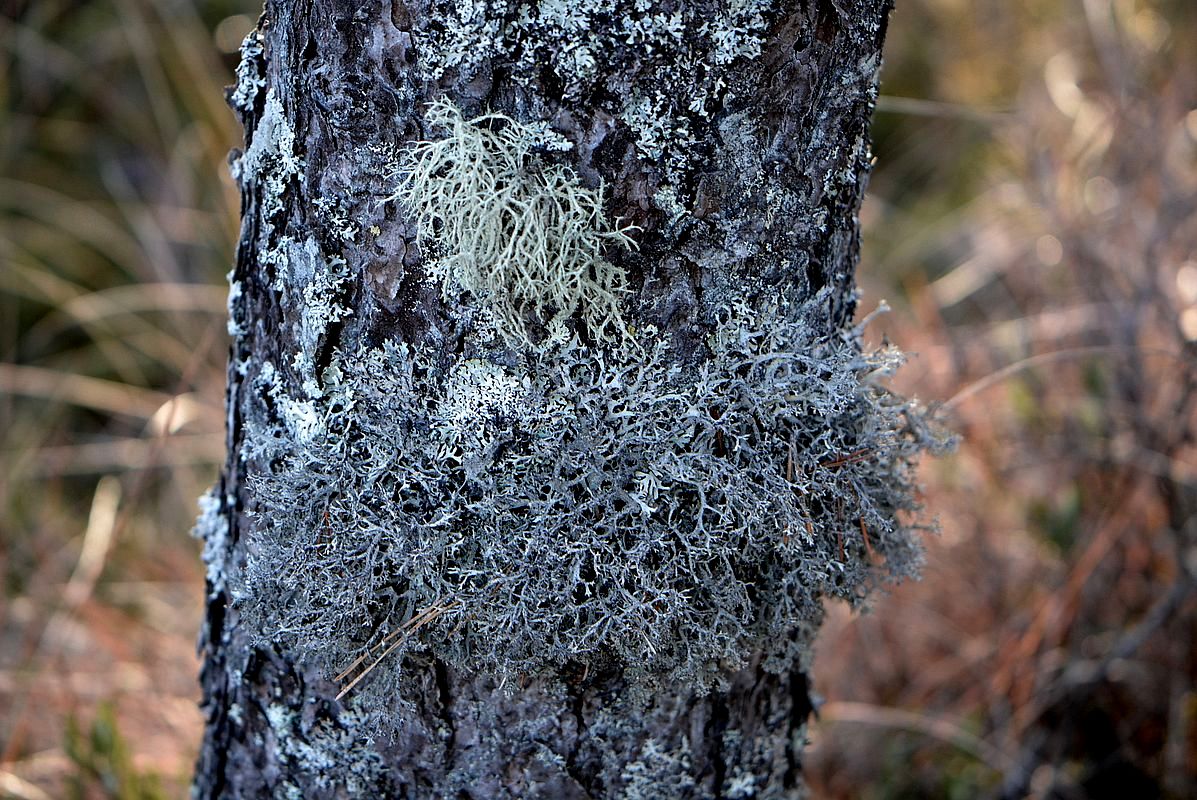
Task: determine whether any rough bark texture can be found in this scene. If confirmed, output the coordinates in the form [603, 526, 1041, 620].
[195, 1, 904, 797]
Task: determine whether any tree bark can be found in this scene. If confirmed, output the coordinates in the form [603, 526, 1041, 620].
[195, 1, 911, 797]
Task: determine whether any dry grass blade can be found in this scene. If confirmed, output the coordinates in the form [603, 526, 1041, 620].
[20, 433, 225, 477]
[1, 0, 242, 792]
[874, 94, 1012, 123]
[332, 598, 452, 684]
[818, 700, 1014, 774]
[336, 601, 456, 680]
[0, 770, 53, 800]
[941, 345, 1192, 411]
[52, 284, 229, 327]
[0, 363, 176, 419]
[61, 476, 121, 610]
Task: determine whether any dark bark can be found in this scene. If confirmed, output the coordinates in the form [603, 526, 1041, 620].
[195, 1, 903, 797]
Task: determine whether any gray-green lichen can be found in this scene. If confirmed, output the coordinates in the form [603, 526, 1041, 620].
[390, 99, 636, 346]
[235, 286, 946, 715]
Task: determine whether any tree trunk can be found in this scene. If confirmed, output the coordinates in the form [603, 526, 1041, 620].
[194, 1, 926, 797]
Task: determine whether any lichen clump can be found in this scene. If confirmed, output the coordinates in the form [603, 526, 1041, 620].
[390, 99, 636, 346]
[238, 292, 945, 706]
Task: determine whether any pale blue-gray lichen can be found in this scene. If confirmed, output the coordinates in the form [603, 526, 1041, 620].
[211, 2, 946, 730]
[228, 30, 265, 116]
[233, 288, 947, 715]
[193, 487, 230, 598]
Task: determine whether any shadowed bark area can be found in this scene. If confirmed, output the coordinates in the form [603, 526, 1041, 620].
[195, 0, 895, 796]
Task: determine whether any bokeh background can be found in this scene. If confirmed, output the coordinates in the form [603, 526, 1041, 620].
[1, 1, 1194, 797]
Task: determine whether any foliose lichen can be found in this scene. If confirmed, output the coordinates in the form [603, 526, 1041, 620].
[228, 30, 265, 116]
[230, 88, 303, 225]
[411, 0, 784, 186]
[193, 487, 230, 598]
[620, 737, 698, 799]
[264, 703, 385, 794]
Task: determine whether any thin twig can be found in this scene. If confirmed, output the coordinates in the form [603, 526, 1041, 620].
[332, 596, 447, 683]
[335, 602, 456, 701]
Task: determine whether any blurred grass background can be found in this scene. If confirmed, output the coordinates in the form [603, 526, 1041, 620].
[1, 1, 253, 796]
[0, 0, 1194, 798]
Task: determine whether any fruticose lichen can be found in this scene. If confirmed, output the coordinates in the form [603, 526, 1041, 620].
[214, 19, 948, 727]
[390, 99, 636, 346]
[236, 286, 947, 713]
